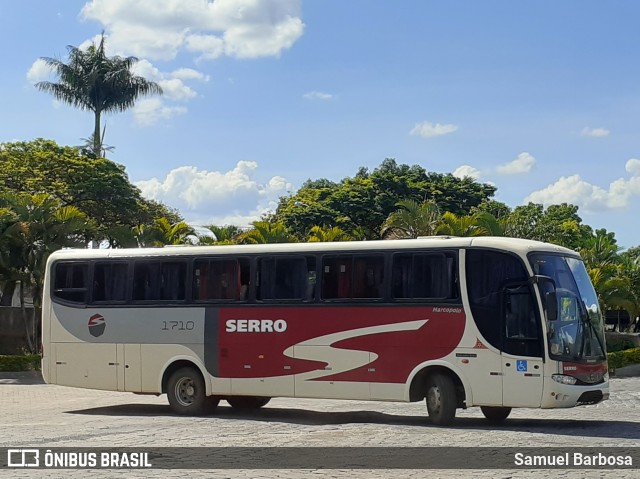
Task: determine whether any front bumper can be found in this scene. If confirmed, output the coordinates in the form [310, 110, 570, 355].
[541, 379, 609, 408]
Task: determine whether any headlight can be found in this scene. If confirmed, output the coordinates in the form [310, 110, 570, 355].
[552, 374, 577, 385]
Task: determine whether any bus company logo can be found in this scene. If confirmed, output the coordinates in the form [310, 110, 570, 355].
[88, 314, 106, 337]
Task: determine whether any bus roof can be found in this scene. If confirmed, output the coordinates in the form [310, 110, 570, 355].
[46, 237, 579, 262]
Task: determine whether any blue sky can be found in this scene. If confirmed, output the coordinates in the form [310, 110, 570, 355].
[2, 1, 640, 248]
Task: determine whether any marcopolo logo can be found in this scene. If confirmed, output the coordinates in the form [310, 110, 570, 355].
[88, 314, 106, 337]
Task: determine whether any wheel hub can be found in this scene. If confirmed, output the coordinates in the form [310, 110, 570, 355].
[427, 385, 441, 412]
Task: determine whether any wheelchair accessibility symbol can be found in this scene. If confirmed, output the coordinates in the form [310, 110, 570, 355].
[516, 360, 528, 372]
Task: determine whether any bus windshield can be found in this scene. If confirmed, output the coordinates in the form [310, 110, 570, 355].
[529, 254, 606, 362]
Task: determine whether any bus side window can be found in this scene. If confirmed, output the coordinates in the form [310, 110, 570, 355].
[392, 252, 457, 300]
[322, 255, 383, 300]
[92, 262, 128, 302]
[194, 258, 250, 301]
[194, 259, 240, 300]
[133, 261, 186, 301]
[53, 262, 88, 304]
[322, 257, 350, 299]
[257, 256, 312, 301]
[352, 256, 384, 299]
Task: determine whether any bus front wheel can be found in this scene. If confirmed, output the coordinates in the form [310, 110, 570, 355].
[227, 396, 271, 409]
[167, 367, 207, 415]
[425, 373, 457, 426]
[480, 406, 511, 424]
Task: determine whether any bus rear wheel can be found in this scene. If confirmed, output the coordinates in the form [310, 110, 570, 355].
[227, 396, 271, 409]
[425, 373, 457, 426]
[167, 367, 207, 415]
[480, 406, 511, 424]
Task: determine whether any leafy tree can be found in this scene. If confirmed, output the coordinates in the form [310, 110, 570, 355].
[131, 218, 195, 247]
[0, 193, 92, 309]
[36, 33, 162, 157]
[197, 225, 244, 245]
[0, 139, 178, 246]
[381, 200, 441, 239]
[470, 200, 512, 219]
[307, 225, 353, 242]
[276, 159, 496, 239]
[0, 207, 26, 306]
[437, 212, 482, 237]
[579, 228, 620, 270]
[239, 221, 295, 244]
[507, 203, 592, 249]
[473, 211, 509, 236]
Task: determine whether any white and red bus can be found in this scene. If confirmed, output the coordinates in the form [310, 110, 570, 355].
[41, 237, 609, 425]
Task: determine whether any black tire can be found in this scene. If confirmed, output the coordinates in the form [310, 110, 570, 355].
[227, 396, 271, 409]
[425, 373, 457, 426]
[480, 406, 511, 424]
[167, 367, 207, 415]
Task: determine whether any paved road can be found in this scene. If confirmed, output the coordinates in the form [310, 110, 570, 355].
[0, 376, 638, 478]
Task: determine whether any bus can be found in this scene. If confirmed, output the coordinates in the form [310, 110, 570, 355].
[41, 237, 609, 426]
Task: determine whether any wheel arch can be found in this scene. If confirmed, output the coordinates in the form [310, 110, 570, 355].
[405, 360, 472, 407]
[160, 356, 211, 396]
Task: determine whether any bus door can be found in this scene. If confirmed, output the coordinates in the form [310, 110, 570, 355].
[51, 305, 119, 391]
[500, 283, 544, 407]
[116, 344, 142, 392]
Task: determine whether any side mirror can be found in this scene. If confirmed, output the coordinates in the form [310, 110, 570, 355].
[545, 291, 557, 322]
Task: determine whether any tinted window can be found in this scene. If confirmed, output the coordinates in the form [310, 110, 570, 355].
[322, 255, 384, 300]
[53, 262, 88, 303]
[258, 256, 316, 301]
[133, 261, 187, 301]
[392, 252, 457, 300]
[466, 250, 529, 349]
[92, 262, 128, 302]
[194, 258, 250, 301]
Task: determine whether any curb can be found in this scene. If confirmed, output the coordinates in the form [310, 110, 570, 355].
[612, 364, 640, 378]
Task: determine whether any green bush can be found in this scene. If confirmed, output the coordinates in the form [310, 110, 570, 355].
[608, 348, 640, 370]
[606, 338, 636, 353]
[0, 354, 41, 372]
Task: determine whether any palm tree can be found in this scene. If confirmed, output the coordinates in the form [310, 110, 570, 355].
[381, 200, 441, 239]
[201, 225, 243, 245]
[436, 212, 481, 237]
[239, 221, 295, 244]
[473, 211, 509, 236]
[0, 193, 93, 351]
[0, 207, 26, 306]
[36, 33, 162, 157]
[133, 218, 195, 247]
[307, 225, 353, 242]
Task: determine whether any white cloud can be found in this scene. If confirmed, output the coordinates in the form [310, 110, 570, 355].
[452, 165, 481, 180]
[133, 98, 187, 126]
[626, 158, 640, 176]
[303, 91, 333, 101]
[525, 158, 640, 213]
[171, 68, 210, 82]
[38, 1, 303, 127]
[158, 78, 197, 101]
[409, 121, 458, 138]
[128, 59, 206, 121]
[136, 161, 293, 224]
[497, 152, 536, 175]
[80, 0, 304, 61]
[26, 59, 52, 83]
[581, 127, 610, 138]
